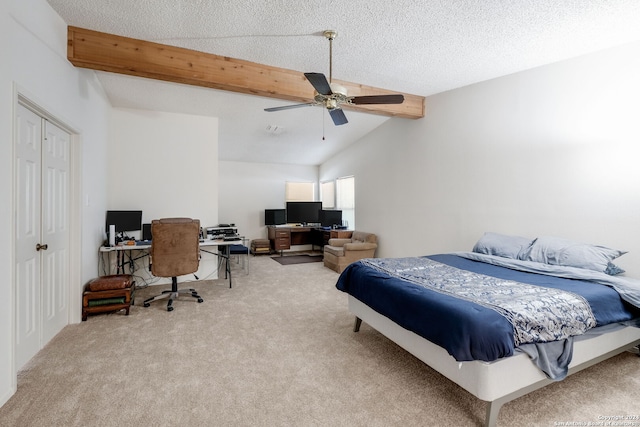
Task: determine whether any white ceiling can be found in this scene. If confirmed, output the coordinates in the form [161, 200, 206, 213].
[47, 0, 640, 166]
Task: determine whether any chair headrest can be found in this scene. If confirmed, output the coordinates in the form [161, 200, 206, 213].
[154, 217, 199, 225]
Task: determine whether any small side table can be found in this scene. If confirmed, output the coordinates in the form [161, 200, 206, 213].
[82, 275, 135, 321]
[251, 239, 271, 255]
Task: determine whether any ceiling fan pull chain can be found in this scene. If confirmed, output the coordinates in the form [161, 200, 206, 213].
[322, 108, 326, 140]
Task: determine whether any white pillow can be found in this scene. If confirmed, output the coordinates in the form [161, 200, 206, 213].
[472, 232, 535, 259]
[521, 236, 626, 274]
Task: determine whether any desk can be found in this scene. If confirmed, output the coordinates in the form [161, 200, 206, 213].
[267, 226, 319, 255]
[99, 239, 243, 288]
[199, 239, 243, 288]
[267, 226, 351, 255]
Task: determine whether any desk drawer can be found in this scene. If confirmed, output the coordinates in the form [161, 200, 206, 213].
[273, 237, 290, 250]
[268, 227, 291, 251]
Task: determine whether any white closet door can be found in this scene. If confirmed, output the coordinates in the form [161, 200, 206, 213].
[15, 105, 43, 369]
[14, 104, 71, 370]
[41, 120, 70, 344]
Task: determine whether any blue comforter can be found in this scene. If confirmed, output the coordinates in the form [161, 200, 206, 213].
[335, 253, 639, 366]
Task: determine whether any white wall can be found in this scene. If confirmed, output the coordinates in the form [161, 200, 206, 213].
[108, 108, 219, 281]
[109, 108, 218, 226]
[320, 41, 640, 278]
[219, 160, 319, 243]
[1, 0, 112, 406]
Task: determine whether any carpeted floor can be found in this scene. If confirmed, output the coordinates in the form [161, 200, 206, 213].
[1, 255, 639, 426]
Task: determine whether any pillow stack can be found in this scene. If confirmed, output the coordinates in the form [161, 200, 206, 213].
[473, 232, 626, 275]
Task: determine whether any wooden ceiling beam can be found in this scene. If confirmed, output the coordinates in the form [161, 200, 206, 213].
[67, 26, 425, 119]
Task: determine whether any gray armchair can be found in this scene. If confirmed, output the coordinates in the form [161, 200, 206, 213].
[323, 231, 378, 273]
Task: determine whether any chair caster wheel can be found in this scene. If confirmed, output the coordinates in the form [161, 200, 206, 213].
[197, 298, 204, 303]
[143, 303, 150, 307]
[167, 306, 174, 312]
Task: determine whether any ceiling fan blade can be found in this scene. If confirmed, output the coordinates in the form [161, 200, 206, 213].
[304, 72, 333, 96]
[329, 108, 348, 126]
[264, 103, 315, 112]
[350, 94, 405, 105]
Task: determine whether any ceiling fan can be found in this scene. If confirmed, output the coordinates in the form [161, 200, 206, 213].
[264, 30, 405, 126]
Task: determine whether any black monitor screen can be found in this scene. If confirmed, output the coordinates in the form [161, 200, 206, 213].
[319, 210, 342, 227]
[286, 201, 322, 224]
[105, 210, 143, 233]
[265, 209, 286, 226]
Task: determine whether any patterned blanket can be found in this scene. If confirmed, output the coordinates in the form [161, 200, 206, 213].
[361, 257, 597, 346]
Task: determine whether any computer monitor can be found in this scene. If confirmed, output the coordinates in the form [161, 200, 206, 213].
[319, 209, 342, 227]
[265, 209, 286, 226]
[286, 201, 322, 224]
[105, 210, 143, 233]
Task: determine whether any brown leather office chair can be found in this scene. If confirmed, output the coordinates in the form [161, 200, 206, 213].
[143, 218, 203, 311]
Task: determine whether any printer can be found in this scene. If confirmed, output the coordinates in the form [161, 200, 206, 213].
[206, 224, 240, 241]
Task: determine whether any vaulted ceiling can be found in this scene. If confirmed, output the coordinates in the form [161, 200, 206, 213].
[47, 0, 640, 165]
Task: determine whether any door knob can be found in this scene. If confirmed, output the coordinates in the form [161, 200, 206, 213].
[36, 243, 48, 251]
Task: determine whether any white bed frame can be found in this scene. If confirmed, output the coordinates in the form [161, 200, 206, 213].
[349, 296, 640, 427]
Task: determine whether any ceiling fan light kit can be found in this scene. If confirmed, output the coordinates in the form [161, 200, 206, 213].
[328, 83, 347, 97]
[265, 30, 405, 126]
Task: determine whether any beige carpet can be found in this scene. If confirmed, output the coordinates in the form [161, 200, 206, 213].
[1, 255, 639, 427]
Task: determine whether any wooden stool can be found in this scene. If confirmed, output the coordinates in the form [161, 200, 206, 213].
[82, 275, 135, 321]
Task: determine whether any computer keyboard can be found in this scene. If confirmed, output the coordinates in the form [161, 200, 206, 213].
[136, 240, 152, 246]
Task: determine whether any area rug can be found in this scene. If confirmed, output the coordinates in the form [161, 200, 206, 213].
[271, 255, 324, 265]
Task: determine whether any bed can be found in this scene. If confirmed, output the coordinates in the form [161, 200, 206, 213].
[335, 234, 640, 427]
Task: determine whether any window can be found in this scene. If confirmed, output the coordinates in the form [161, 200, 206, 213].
[336, 176, 355, 229]
[320, 181, 335, 209]
[285, 181, 315, 201]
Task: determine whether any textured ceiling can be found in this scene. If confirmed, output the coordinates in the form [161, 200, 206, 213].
[47, 0, 640, 165]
